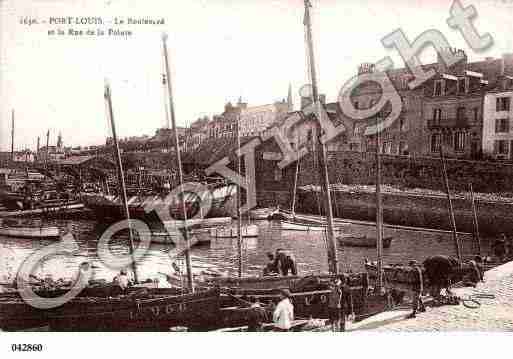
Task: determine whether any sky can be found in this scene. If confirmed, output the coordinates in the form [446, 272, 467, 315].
[1, 0, 512, 151]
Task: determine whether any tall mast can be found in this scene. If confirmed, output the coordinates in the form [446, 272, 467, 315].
[440, 146, 462, 262]
[469, 183, 481, 257]
[236, 113, 243, 277]
[162, 73, 171, 129]
[291, 133, 300, 218]
[10, 110, 14, 163]
[104, 81, 139, 282]
[162, 33, 194, 292]
[304, 0, 339, 274]
[375, 115, 384, 292]
[45, 130, 50, 169]
[10, 110, 15, 163]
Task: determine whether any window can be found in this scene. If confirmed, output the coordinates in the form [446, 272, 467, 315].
[307, 129, 313, 142]
[349, 143, 360, 151]
[454, 132, 465, 152]
[434, 80, 444, 96]
[496, 97, 511, 111]
[432, 108, 442, 124]
[354, 101, 359, 109]
[494, 140, 509, 155]
[430, 134, 441, 153]
[399, 141, 407, 155]
[274, 168, 282, 181]
[495, 118, 509, 133]
[399, 117, 406, 132]
[457, 107, 466, 121]
[458, 78, 467, 94]
[473, 108, 479, 123]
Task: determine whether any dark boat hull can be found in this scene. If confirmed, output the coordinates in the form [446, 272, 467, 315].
[0, 287, 221, 332]
[83, 185, 236, 223]
[207, 274, 392, 328]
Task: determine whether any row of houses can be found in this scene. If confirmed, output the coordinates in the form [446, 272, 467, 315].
[182, 49, 513, 162]
[342, 49, 513, 160]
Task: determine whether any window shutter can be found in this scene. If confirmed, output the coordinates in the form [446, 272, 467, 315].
[507, 119, 510, 133]
[494, 140, 499, 154]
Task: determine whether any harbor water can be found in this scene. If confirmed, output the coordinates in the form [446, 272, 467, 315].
[0, 218, 491, 285]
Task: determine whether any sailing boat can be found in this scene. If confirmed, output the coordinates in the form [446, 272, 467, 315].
[208, 1, 393, 329]
[337, 113, 394, 249]
[209, 112, 259, 239]
[364, 145, 483, 291]
[0, 40, 221, 332]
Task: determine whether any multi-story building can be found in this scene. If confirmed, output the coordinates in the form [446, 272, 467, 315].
[238, 86, 293, 137]
[187, 116, 209, 151]
[483, 86, 513, 159]
[341, 50, 513, 159]
[207, 102, 241, 139]
[239, 101, 290, 137]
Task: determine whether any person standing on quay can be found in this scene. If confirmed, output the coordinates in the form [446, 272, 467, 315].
[273, 289, 294, 331]
[328, 278, 345, 331]
[407, 260, 426, 319]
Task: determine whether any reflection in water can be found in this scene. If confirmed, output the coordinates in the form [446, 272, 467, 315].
[0, 218, 492, 284]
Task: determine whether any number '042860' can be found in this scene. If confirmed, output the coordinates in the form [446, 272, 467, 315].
[11, 344, 43, 352]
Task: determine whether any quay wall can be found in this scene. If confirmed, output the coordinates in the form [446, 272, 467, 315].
[296, 190, 513, 236]
[297, 151, 513, 194]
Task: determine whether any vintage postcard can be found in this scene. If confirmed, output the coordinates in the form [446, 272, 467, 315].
[0, 0, 512, 356]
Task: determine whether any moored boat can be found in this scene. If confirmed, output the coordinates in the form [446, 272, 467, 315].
[338, 235, 393, 248]
[0, 286, 221, 331]
[209, 224, 259, 238]
[205, 273, 393, 328]
[83, 183, 237, 222]
[279, 220, 347, 232]
[364, 259, 483, 293]
[0, 219, 60, 239]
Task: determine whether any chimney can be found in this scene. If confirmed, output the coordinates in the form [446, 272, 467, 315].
[437, 47, 467, 74]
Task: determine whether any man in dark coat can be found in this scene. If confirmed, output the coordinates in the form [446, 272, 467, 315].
[422, 255, 459, 300]
[275, 249, 298, 276]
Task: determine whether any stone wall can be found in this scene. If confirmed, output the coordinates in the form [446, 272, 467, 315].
[297, 189, 513, 236]
[297, 150, 513, 194]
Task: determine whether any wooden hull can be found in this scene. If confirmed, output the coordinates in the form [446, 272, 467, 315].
[338, 235, 393, 248]
[206, 273, 391, 327]
[83, 184, 236, 222]
[249, 208, 276, 220]
[279, 220, 347, 232]
[0, 287, 221, 332]
[209, 224, 259, 238]
[0, 226, 60, 239]
[365, 260, 484, 293]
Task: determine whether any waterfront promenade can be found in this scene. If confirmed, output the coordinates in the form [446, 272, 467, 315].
[350, 261, 513, 331]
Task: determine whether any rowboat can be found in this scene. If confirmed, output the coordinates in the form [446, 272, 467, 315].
[279, 220, 347, 232]
[338, 235, 393, 248]
[148, 228, 212, 245]
[209, 224, 259, 238]
[0, 225, 60, 239]
[249, 208, 277, 220]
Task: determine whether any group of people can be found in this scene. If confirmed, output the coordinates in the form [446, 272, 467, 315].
[247, 277, 347, 332]
[408, 254, 483, 318]
[262, 249, 298, 277]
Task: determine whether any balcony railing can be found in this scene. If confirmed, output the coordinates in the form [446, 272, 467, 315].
[427, 117, 471, 129]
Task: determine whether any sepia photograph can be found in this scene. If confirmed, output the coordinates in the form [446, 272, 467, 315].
[0, 0, 512, 355]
